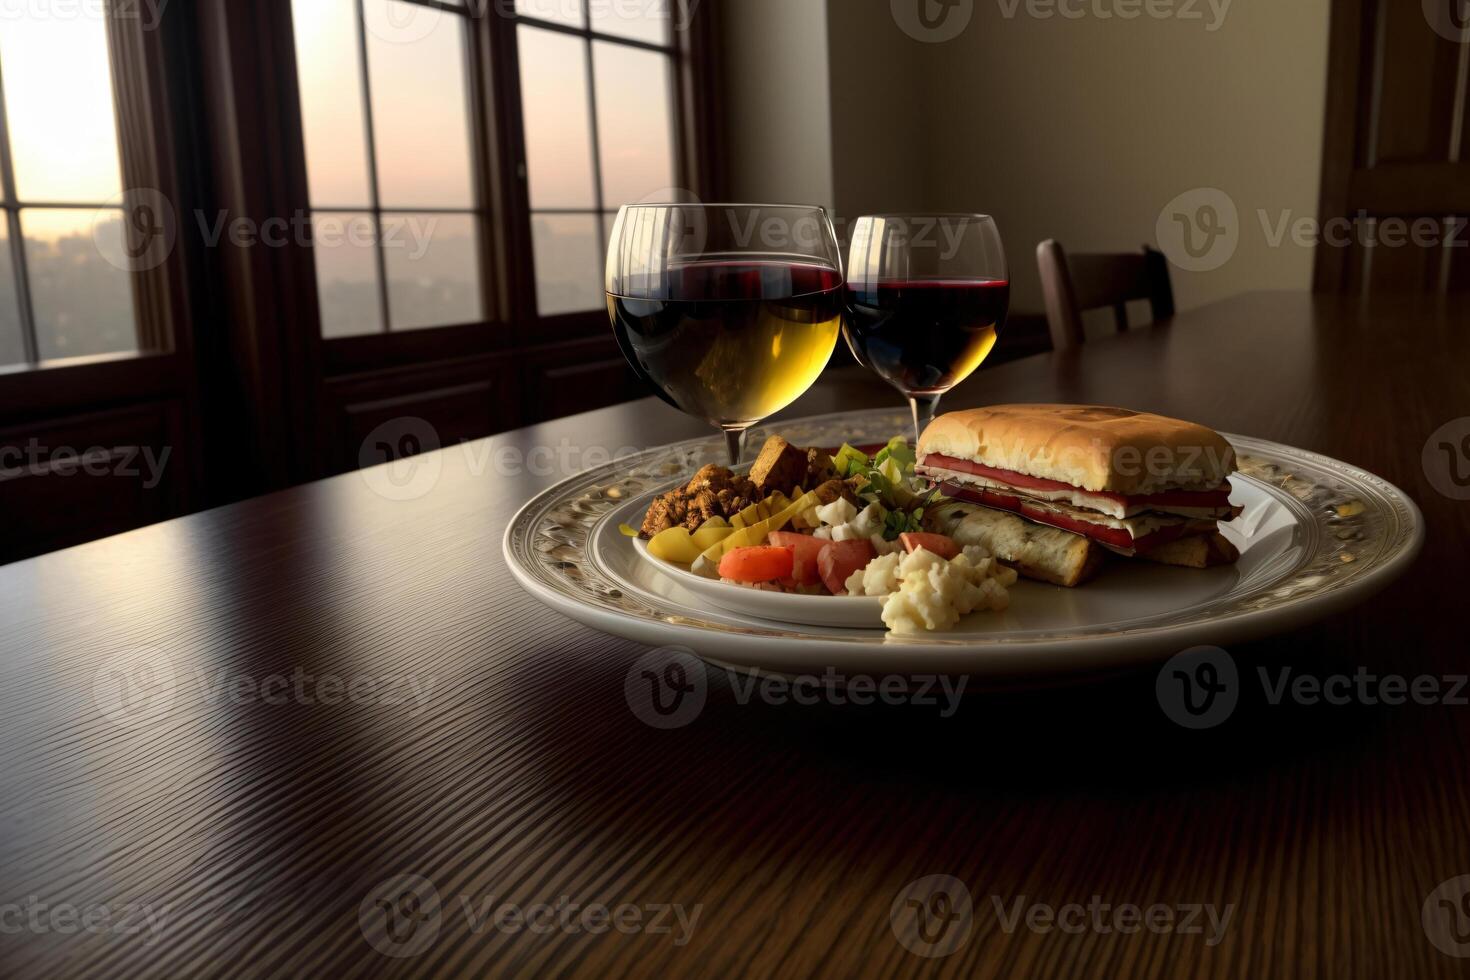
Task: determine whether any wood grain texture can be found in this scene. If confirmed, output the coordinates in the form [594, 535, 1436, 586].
[0, 293, 1467, 979]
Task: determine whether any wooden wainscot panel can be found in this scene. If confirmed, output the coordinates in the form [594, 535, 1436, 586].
[325, 354, 522, 474]
[519, 335, 647, 423]
[0, 401, 186, 564]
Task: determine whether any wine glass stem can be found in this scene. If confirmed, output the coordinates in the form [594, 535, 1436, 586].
[723, 427, 749, 466]
[909, 394, 940, 444]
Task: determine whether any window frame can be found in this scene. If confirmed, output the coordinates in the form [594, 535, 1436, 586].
[0, 12, 154, 370]
[510, 7, 683, 320]
[300, 0, 496, 340]
[301, 0, 719, 371]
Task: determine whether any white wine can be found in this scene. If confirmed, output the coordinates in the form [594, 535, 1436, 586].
[609, 261, 843, 428]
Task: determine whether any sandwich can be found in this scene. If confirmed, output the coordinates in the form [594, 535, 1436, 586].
[916, 405, 1241, 586]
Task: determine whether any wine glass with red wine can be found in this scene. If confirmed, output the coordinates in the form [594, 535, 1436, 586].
[843, 213, 1009, 442]
[607, 204, 845, 465]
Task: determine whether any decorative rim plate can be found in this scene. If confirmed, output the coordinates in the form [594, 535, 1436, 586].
[504, 409, 1423, 679]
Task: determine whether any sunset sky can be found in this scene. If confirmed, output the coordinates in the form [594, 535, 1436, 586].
[0, 0, 676, 336]
[0, 11, 124, 239]
[292, 0, 675, 213]
[0, 0, 674, 230]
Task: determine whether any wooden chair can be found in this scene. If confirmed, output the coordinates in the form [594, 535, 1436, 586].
[1036, 240, 1175, 352]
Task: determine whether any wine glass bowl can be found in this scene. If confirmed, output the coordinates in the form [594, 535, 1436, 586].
[843, 214, 1009, 442]
[606, 204, 845, 464]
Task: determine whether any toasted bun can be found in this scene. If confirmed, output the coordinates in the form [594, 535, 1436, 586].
[918, 404, 1235, 495]
[1137, 533, 1240, 569]
[924, 501, 1104, 588]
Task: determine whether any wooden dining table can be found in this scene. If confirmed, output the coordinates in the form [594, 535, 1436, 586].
[1, 291, 1466, 978]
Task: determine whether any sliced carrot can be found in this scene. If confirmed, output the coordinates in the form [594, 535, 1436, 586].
[719, 546, 796, 583]
[900, 532, 961, 561]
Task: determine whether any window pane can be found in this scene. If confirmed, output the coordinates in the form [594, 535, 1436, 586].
[311, 212, 384, 338]
[531, 213, 603, 315]
[365, 1, 475, 208]
[23, 209, 138, 361]
[590, 0, 671, 44]
[518, 27, 597, 209]
[593, 43, 675, 207]
[383, 213, 482, 330]
[0, 223, 22, 367]
[291, 0, 373, 207]
[516, 0, 585, 28]
[0, 15, 124, 203]
[603, 212, 618, 259]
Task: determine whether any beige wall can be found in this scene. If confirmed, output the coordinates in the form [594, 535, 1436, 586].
[914, 0, 1331, 313]
[718, 0, 836, 210]
[824, 1, 932, 229]
[720, 0, 1331, 316]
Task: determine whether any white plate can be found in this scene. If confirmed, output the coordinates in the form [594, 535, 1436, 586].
[630, 535, 885, 627]
[504, 409, 1423, 680]
[624, 479, 1273, 629]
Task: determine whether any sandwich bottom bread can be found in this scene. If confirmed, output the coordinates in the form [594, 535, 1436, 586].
[925, 500, 1240, 588]
[924, 501, 1104, 588]
[1136, 531, 1240, 569]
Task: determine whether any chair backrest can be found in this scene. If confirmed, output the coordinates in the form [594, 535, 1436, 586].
[1036, 240, 1175, 352]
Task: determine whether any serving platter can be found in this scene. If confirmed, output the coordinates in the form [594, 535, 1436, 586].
[504, 409, 1423, 679]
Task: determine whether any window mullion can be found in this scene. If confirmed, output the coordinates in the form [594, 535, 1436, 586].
[2, 208, 37, 364]
[513, 15, 674, 55]
[582, 35, 607, 266]
[353, 0, 393, 334]
[0, 56, 39, 364]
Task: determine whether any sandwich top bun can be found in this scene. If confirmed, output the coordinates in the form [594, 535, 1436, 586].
[918, 404, 1236, 495]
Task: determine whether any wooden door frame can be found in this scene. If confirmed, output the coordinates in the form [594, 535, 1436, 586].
[1314, 0, 1470, 291]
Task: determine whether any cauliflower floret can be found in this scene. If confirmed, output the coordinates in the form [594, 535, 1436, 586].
[847, 503, 885, 538]
[845, 551, 902, 597]
[876, 546, 1013, 634]
[961, 543, 992, 563]
[896, 545, 946, 583]
[870, 533, 903, 556]
[816, 498, 858, 528]
[882, 580, 962, 633]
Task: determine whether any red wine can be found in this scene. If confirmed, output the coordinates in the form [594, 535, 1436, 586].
[608, 260, 843, 427]
[843, 279, 1010, 394]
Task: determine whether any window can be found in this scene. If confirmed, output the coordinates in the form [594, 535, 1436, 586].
[291, 0, 686, 336]
[514, 0, 679, 315]
[0, 11, 141, 367]
[292, 0, 486, 338]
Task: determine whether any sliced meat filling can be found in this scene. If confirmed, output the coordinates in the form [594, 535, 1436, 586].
[938, 483, 1221, 556]
[917, 454, 1238, 522]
